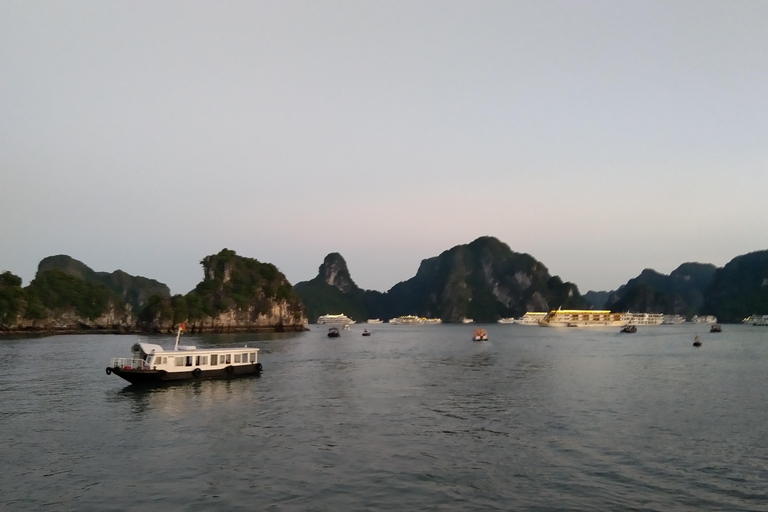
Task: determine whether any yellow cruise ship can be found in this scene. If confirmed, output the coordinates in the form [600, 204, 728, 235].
[539, 309, 626, 327]
[539, 309, 665, 327]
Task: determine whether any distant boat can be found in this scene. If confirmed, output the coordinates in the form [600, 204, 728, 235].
[620, 325, 637, 333]
[362, 329, 371, 337]
[318, 313, 355, 325]
[710, 324, 722, 333]
[389, 315, 425, 325]
[327, 327, 340, 338]
[472, 328, 488, 342]
[367, 319, 383, 324]
[497, 317, 515, 324]
[693, 334, 702, 347]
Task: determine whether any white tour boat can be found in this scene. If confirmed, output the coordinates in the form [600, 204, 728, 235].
[497, 317, 516, 324]
[107, 325, 262, 385]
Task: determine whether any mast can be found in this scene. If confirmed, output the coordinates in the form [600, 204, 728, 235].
[174, 323, 185, 350]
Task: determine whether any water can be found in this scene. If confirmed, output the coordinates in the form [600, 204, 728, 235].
[1, 324, 767, 511]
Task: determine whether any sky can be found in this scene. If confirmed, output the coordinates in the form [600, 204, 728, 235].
[2, 1, 767, 295]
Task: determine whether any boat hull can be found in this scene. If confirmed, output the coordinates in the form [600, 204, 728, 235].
[108, 364, 262, 385]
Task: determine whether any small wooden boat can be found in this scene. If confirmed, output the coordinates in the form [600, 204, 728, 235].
[327, 327, 340, 338]
[362, 329, 371, 337]
[472, 328, 488, 342]
[693, 334, 702, 347]
[710, 324, 722, 333]
[620, 325, 637, 333]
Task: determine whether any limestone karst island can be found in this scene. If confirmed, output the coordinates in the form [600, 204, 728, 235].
[1, 237, 767, 335]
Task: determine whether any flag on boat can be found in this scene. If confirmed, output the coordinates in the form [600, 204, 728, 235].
[180, 322, 185, 331]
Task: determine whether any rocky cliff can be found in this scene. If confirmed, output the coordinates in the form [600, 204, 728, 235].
[295, 236, 587, 323]
[592, 262, 717, 318]
[139, 249, 307, 333]
[703, 250, 768, 323]
[294, 253, 379, 323]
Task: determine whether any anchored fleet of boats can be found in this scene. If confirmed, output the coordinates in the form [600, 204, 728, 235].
[107, 309, 762, 386]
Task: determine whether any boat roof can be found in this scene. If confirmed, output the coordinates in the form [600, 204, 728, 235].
[137, 342, 257, 355]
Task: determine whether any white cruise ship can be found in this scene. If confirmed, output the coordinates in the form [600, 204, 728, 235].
[423, 318, 442, 324]
[389, 315, 425, 325]
[517, 312, 547, 325]
[366, 318, 383, 324]
[317, 313, 356, 325]
[622, 313, 665, 325]
[690, 315, 718, 324]
[662, 315, 686, 324]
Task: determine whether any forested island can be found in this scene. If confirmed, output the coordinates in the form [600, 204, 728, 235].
[1, 237, 767, 335]
[0, 249, 305, 334]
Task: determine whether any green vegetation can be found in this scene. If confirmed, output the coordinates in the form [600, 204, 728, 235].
[0, 272, 25, 325]
[604, 264, 717, 318]
[138, 248, 305, 328]
[24, 269, 125, 320]
[704, 251, 768, 323]
[38, 255, 170, 312]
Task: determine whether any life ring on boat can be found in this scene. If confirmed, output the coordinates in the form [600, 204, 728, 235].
[105, 367, 112, 375]
[226, 365, 235, 375]
[193, 368, 202, 377]
[255, 363, 263, 372]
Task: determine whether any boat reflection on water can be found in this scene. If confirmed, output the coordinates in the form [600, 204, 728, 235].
[112, 376, 261, 417]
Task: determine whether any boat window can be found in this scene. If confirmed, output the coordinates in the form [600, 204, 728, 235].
[186, 356, 193, 367]
[175, 357, 184, 367]
[242, 353, 248, 363]
[211, 354, 218, 365]
[146, 356, 153, 365]
[234, 354, 241, 363]
[225, 354, 231, 364]
[201, 356, 208, 365]
[195, 356, 201, 366]
[249, 353, 256, 363]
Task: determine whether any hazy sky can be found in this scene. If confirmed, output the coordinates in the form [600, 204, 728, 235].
[2, 1, 767, 295]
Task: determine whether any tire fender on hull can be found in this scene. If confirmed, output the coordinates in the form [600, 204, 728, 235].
[226, 365, 235, 375]
[106, 367, 112, 375]
[192, 368, 202, 377]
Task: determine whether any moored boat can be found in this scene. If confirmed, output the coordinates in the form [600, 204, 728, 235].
[472, 328, 488, 341]
[327, 327, 340, 338]
[362, 329, 371, 337]
[620, 325, 637, 333]
[389, 315, 425, 325]
[366, 318, 383, 324]
[517, 312, 547, 325]
[497, 317, 515, 324]
[107, 325, 262, 385]
[693, 334, 702, 347]
[539, 309, 626, 327]
[710, 324, 722, 333]
[318, 313, 355, 325]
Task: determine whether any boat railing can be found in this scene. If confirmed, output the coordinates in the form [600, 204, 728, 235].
[110, 357, 151, 370]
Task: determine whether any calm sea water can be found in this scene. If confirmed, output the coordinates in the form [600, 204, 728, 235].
[1, 324, 767, 511]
